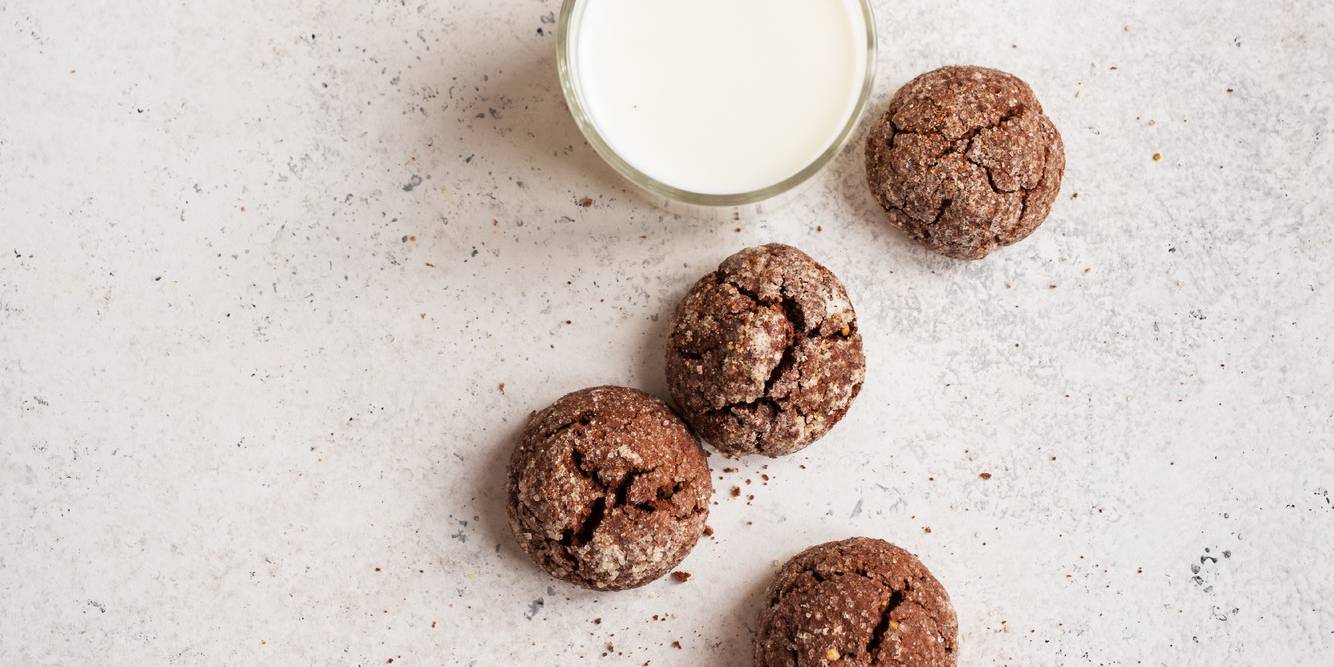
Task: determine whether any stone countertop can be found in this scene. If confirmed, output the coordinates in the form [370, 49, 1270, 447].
[2, 1, 1331, 665]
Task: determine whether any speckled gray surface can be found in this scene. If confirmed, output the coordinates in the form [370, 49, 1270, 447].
[1, 1, 1332, 665]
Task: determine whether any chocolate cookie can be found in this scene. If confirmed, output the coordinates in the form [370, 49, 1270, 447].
[665, 244, 865, 458]
[866, 65, 1065, 260]
[506, 386, 712, 591]
[754, 538, 958, 667]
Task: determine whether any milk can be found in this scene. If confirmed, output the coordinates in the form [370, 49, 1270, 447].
[570, 0, 869, 196]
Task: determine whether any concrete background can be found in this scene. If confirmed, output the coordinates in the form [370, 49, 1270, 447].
[2, 0, 1331, 664]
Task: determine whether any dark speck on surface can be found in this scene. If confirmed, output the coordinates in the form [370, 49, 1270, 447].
[525, 597, 545, 620]
[402, 175, 423, 192]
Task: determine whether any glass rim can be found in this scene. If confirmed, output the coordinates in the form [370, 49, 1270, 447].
[556, 0, 879, 208]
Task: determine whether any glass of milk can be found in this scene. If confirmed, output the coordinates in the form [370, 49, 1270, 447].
[557, 0, 877, 219]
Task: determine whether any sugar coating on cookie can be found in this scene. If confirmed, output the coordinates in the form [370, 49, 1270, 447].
[754, 538, 959, 667]
[506, 386, 711, 591]
[866, 65, 1065, 260]
[666, 244, 865, 458]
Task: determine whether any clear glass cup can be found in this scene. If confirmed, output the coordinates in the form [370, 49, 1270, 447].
[556, 0, 878, 220]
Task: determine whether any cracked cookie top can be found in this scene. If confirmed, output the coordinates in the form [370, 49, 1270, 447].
[754, 538, 958, 667]
[665, 244, 865, 458]
[866, 65, 1065, 260]
[506, 386, 712, 591]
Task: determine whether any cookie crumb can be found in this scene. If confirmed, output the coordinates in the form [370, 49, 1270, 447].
[671, 571, 691, 582]
[979, 472, 993, 480]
